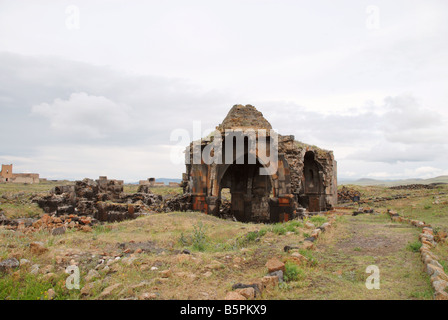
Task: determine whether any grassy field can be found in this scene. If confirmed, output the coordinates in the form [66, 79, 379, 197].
[299, 214, 432, 299]
[0, 210, 329, 300]
[0, 182, 447, 300]
[0, 181, 67, 219]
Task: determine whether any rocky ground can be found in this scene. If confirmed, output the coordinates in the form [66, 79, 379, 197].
[0, 183, 447, 300]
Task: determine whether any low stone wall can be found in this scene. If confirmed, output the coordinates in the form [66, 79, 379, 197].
[387, 209, 448, 300]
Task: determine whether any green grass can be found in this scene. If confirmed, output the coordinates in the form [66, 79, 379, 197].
[407, 241, 422, 253]
[0, 202, 44, 219]
[0, 180, 71, 195]
[409, 289, 434, 300]
[177, 220, 269, 252]
[269, 220, 304, 235]
[123, 185, 182, 196]
[271, 223, 287, 235]
[440, 260, 448, 274]
[284, 262, 305, 282]
[191, 222, 207, 252]
[245, 231, 259, 242]
[309, 215, 327, 226]
[385, 185, 448, 231]
[0, 272, 81, 300]
[298, 249, 318, 266]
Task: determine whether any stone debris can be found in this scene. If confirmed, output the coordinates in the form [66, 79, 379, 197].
[32, 177, 147, 222]
[231, 283, 262, 298]
[235, 287, 256, 299]
[261, 275, 279, 290]
[267, 270, 284, 283]
[0, 258, 20, 273]
[1, 213, 99, 233]
[29, 241, 48, 255]
[28, 176, 193, 225]
[98, 283, 122, 299]
[224, 291, 247, 300]
[224, 217, 336, 300]
[46, 288, 56, 300]
[338, 186, 361, 203]
[265, 258, 285, 273]
[389, 184, 438, 190]
[352, 207, 375, 216]
[139, 292, 157, 300]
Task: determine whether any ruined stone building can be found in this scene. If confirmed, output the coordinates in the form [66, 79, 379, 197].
[0, 164, 40, 184]
[181, 104, 337, 223]
[33, 176, 188, 222]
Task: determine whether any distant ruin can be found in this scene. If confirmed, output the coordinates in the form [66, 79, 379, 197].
[182, 104, 338, 223]
[139, 178, 179, 188]
[0, 164, 39, 184]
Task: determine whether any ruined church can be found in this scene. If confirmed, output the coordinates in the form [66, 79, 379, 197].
[181, 104, 337, 223]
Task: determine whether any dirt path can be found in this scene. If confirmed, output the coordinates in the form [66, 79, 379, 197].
[299, 213, 433, 299]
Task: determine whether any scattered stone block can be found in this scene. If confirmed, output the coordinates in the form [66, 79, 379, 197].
[0, 258, 20, 273]
[265, 258, 285, 273]
[29, 242, 48, 255]
[225, 291, 246, 300]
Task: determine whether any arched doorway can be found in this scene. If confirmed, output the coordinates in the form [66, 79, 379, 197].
[300, 151, 324, 212]
[218, 158, 273, 222]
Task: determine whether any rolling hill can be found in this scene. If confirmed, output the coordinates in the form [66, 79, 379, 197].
[340, 175, 448, 187]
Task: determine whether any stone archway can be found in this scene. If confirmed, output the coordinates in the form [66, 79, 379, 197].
[218, 158, 273, 222]
[302, 151, 325, 212]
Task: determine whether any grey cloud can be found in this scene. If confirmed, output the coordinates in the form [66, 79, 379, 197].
[258, 95, 448, 165]
[380, 95, 448, 144]
[0, 52, 237, 148]
[348, 142, 447, 164]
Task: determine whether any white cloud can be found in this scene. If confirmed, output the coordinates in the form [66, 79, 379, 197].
[410, 166, 448, 179]
[380, 95, 448, 144]
[31, 92, 133, 139]
[12, 144, 185, 182]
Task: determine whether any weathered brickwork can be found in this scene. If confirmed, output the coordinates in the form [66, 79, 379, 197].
[182, 104, 337, 223]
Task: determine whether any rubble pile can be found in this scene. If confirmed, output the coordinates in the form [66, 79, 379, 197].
[0, 212, 97, 233]
[219, 199, 232, 218]
[352, 207, 375, 216]
[366, 194, 409, 203]
[32, 177, 134, 222]
[337, 186, 361, 203]
[163, 193, 193, 212]
[31, 177, 195, 223]
[389, 184, 437, 190]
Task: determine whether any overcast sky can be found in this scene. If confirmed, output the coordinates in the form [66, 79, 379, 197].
[1, 0, 448, 182]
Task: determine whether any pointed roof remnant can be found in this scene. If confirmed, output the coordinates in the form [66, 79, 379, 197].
[217, 104, 272, 131]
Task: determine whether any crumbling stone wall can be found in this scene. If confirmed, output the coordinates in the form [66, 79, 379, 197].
[33, 176, 192, 222]
[34, 177, 152, 222]
[182, 104, 337, 223]
[278, 135, 337, 211]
